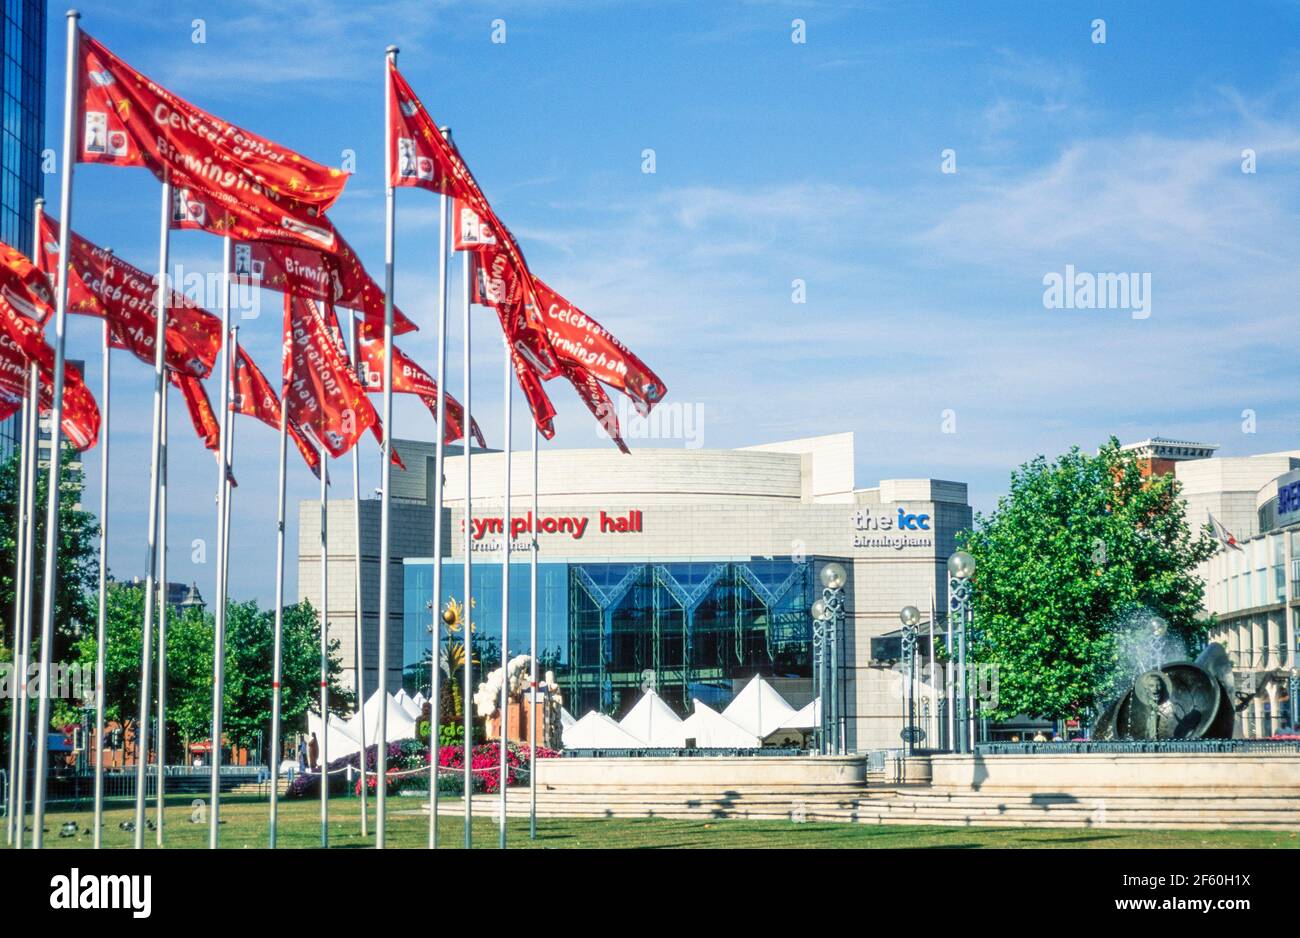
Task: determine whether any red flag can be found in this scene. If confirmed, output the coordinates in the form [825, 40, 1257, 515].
[355, 333, 485, 447]
[0, 241, 56, 325]
[78, 32, 346, 223]
[38, 214, 221, 378]
[230, 343, 323, 477]
[281, 294, 382, 460]
[453, 200, 498, 252]
[559, 361, 628, 455]
[530, 277, 666, 416]
[226, 231, 416, 337]
[168, 370, 220, 451]
[0, 310, 99, 450]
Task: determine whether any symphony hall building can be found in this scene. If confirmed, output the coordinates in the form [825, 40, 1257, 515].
[297, 432, 973, 751]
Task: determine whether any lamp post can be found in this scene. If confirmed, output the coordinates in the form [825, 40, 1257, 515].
[811, 561, 847, 754]
[899, 606, 921, 756]
[947, 550, 976, 754]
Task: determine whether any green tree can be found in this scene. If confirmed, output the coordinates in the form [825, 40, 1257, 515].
[67, 589, 349, 762]
[0, 448, 99, 666]
[961, 437, 1216, 722]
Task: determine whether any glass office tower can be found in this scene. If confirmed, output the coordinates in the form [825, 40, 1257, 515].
[0, 0, 45, 461]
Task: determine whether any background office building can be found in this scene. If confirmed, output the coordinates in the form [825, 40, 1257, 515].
[0, 0, 45, 461]
[1123, 438, 1300, 736]
[297, 432, 972, 751]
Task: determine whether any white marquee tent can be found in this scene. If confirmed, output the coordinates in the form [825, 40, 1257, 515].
[679, 700, 761, 748]
[618, 689, 687, 747]
[562, 711, 647, 749]
[722, 676, 797, 739]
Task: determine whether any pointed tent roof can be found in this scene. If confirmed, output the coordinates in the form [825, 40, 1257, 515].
[779, 696, 820, 730]
[560, 707, 577, 729]
[680, 700, 761, 748]
[618, 689, 686, 747]
[562, 711, 647, 749]
[308, 711, 363, 760]
[722, 676, 797, 739]
[348, 689, 418, 744]
[393, 688, 421, 720]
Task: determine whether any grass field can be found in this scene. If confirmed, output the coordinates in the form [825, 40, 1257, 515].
[15, 794, 1299, 849]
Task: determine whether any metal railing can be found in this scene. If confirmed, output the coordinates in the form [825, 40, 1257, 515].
[562, 747, 809, 759]
[975, 740, 1300, 755]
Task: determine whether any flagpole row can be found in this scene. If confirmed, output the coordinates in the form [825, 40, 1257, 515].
[5, 359, 31, 847]
[207, 235, 233, 849]
[132, 170, 170, 850]
[462, 246, 473, 849]
[499, 336, 511, 849]
[92, 246, 110, 849]
[529, 424, 538, 840]
[268, 397, 289, 848]
[319, 437, 330, 848]
[348, 315, 368, 840]
[32, 11, 81, 848]
[427, 127, 452, 851]
[13, 364, 39, 848]
[155, 361, 169, 846]
[376, 43, 400, 850]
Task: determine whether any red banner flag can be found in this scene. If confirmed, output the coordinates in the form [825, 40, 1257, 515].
[355, 333, 485, 447]
[0, 310, 99, 450]
[281, 294, 382, 460]
[226, 230, 416, 337]
[78, 31, 346, 221]
[168, 370, 220, 451]
[230, 343, 323, 477]
[453, 199, 498, 251]
[38, 214, 221, 378]
[0, 242, 55, 325]
[529, 277, 666, 417]
[560, 361, 628, 455]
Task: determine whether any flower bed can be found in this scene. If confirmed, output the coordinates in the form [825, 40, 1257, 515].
[284, 738, 557, 799]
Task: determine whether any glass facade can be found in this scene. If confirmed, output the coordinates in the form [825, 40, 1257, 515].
[0, 0, 44, 461]
[403, 556, 816, 719]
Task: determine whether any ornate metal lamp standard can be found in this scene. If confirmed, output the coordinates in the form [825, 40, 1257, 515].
[811, 562, 848, 755]
[947, 550, 976, 754]
[899, 606, 921, 756]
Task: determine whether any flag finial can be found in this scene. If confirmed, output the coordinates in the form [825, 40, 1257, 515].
[66, 8, 80, 19]
[386, 44, 399, 55]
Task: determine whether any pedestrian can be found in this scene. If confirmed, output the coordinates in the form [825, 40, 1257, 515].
[308, 732, 320, 771]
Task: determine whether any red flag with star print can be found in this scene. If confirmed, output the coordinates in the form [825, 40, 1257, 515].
[230, 343, 323, 477]
[281, 294, 383, 461]
[529, 277, 666, 417]
[0, 241, 55, 325]
[168, 370, 220, 451]
[78, 30, 346, 250]
[226, 230, 416, 338]
[355, 332, 486, 447]
[0, 308, 99, 450]
[38, 214, 221, 378]
[560, 361, 628, 454]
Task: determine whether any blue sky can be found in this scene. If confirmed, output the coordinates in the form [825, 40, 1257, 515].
[41, 0, 1300, 605]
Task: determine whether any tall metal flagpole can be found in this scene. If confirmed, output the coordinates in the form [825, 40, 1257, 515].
[461, 245, 474, 848]
[348, 316, 367, 839]
[5, 364, 31, 847]
[13, 364, 38, 847]
[32, 12, 80, 849]
[268, 402, 289, 847]
[946, 588, 955, 751]
[133, 173, 171, 850]
[498, 338, 512, 849]
[9, 199, 42, 848]
[318, 438, 330, 848]
[375, 43, 399, 850]
[208, 236, 234, 849]
[528, 426, 538, 840]
[427, 128, 451, 851]
[928, 590, 937, 750]
[154, 373, 169, 845]
[215, 327, 239, 814]
[92, 251, 110, 849]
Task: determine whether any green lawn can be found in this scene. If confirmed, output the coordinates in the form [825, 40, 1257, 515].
[16, 794, 1299, 849]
